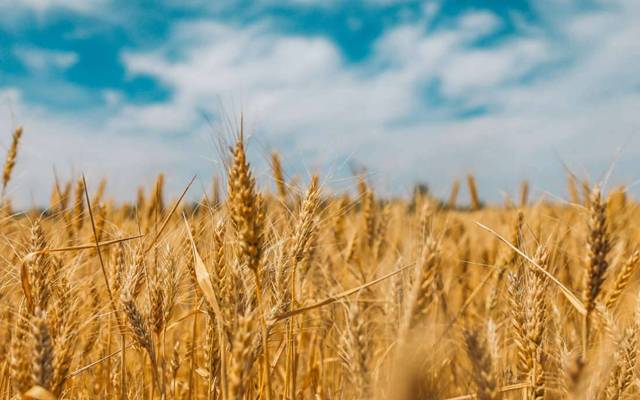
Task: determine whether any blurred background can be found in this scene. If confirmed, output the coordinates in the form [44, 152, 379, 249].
[1, 0, 639, 207]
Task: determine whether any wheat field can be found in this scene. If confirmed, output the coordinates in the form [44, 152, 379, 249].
[0, 123, 638, 400]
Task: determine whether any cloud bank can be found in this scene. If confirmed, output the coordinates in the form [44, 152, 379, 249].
[1, 0, 639, 207]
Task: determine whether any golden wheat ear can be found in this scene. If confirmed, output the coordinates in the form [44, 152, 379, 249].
[448, 179, 460, 209]
[582, 185, 612, 357]
[2, 125, 23, 197]
[466, 173, 481, 210]
[463, 329, 500, 400]
[270, 151, 288, 201]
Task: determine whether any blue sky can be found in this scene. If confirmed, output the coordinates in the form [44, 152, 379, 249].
[1, 0, 639, 206]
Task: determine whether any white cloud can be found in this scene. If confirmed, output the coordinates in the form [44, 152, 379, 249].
[457, 11, 502, 37]
[13, 46, 78, 72]
[0, 0, 109, 32]
[2, 1, 640, 207]
[119, 3, 640, 199]
[438, 38, 550, 96]
[0, 88, 212, 208]
[0, 0, 107, 17]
